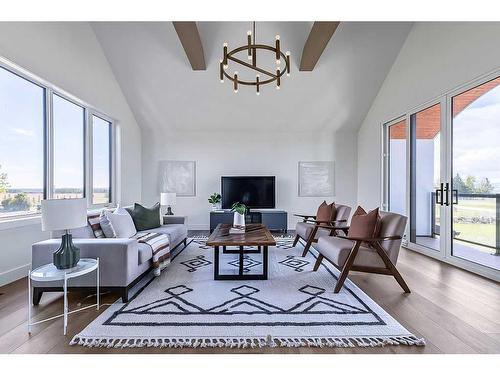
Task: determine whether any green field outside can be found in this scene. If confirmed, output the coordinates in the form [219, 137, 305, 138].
[452, 198, 497, 252]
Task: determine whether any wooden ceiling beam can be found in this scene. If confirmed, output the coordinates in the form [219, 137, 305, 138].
[172, 22, 206, 70]
[300, 22, 340, 71]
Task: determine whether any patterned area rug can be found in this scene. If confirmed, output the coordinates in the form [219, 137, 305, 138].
[71, 238, 425, 349]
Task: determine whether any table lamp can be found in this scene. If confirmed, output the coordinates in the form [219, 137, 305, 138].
[161, 192, 176, 215]
[41, 198, 87, 269]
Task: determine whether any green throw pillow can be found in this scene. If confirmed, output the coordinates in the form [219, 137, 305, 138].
[126, 203, 161, 231]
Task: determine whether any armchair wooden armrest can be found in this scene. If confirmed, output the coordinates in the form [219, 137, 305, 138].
[315, 224, 350, 236]
[335, 235, 402, 242]
[306, 218, 347, 224]
[294, 214, 316, 219]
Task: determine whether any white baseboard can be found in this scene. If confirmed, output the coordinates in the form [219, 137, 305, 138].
[0, 263, 30, 287]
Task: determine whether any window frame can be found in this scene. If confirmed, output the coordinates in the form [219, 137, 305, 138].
[88, 111, 116, 209]
[0, 56, 116, 222]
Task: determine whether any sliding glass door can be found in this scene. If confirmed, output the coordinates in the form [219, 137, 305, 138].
[409, 103, 444, 252]
[384, 72, 500, 279]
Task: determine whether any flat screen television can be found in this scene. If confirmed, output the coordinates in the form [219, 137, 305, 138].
[221, 176, 275, 209]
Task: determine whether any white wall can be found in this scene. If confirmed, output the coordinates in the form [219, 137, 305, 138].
[0, 22, 142, 285]
[142, 128, 357, 230]
[358, 22, 500, 209]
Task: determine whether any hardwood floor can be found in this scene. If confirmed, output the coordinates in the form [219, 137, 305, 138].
[1, 242, 499, 354]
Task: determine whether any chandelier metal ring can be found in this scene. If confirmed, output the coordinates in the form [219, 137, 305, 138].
[219, 22, 290, 94]
[222, 45, 290, 86]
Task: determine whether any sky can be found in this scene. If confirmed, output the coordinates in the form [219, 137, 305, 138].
[453, 84, 500, 191]
[0, 66, 110, 190]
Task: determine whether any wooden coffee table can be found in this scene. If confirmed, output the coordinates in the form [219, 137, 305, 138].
[206, 223, 276, 280]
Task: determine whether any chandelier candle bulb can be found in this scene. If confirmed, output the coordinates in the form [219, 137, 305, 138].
[223, 42, 228, 66]
[275, 36, 280, 61]
[286, 52, 291, 75]
[247, 31, 252, 59]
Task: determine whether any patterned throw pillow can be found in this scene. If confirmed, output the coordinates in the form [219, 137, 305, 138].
[87, 214, 105, 239]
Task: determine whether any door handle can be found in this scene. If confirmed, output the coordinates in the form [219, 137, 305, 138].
[435, 183, 444, 205]
[452, 189, 459, 205]
[444, 182, 450, 206]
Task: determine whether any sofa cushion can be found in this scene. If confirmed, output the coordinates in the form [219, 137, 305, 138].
[137, 242, 153, 265]
[107, 208, 137, 238]
[126, 203, 161, 231]
[137, 224, 187, 249]
[295, 222, 330, 240]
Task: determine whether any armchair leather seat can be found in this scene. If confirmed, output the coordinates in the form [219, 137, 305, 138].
[314, 236, 386, 268]
[296, 222, 330, 241]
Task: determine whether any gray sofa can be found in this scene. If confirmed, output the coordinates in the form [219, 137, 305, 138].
[31, 213, 188, 304]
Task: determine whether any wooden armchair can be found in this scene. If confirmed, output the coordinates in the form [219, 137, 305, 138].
[293, 204, 351, 257]
[312, 211, 410, 294]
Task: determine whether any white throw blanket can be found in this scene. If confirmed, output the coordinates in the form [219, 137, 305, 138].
[134, 232, 170, 271]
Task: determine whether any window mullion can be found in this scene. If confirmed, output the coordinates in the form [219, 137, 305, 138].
[45, 88, 54, 199]
[86, 110, 93, 208]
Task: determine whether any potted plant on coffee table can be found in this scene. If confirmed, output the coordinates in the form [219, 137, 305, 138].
[231, 202, 247, 227]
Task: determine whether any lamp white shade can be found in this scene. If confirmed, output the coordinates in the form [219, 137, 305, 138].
[41, 198, 87, 231]
[160, 192, 176, 206]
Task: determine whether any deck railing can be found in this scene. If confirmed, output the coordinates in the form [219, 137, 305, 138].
[430, 192, 500, 255]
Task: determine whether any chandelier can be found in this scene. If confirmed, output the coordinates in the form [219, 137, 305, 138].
[219, 22, 290, 94]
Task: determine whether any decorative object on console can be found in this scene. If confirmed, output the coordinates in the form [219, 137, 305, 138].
[126, 203, 161, 231]
[298, 161, 335, 197]
[231, 202, 247, 227]
[220, 22, 290, 94]
[41, 198, 87, 270]
[161, 192, 177, 215]
[208, 192, 222, 211]
[159, 160, 196, 197]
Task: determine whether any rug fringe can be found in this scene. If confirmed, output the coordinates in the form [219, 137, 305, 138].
[69, 335, 425, 349]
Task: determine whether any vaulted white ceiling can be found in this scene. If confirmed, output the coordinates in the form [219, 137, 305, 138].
[91, 22, 412, 133]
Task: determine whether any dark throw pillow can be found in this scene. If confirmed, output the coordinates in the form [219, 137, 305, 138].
[347, 206, 380, 240]
[126, 203, 161, 231]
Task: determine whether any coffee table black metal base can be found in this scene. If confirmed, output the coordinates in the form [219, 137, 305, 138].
[213, 245, 268, 280]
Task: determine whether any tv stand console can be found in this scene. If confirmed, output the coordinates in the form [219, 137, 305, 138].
[210, 210, 287, 233]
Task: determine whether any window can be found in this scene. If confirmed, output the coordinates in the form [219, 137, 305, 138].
[92, 115, 112, 205]
[0, 61, 115, 221]
[409, 103, 442, 251]
[0, 66, 45, 218]
[385, 118, 407, 215]
[53, 94, 85, 199]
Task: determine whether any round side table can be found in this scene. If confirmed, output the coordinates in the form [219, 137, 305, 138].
[28, 258, 99, 335]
